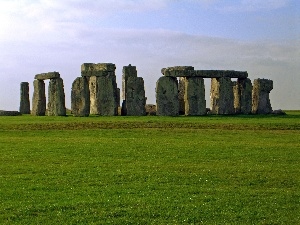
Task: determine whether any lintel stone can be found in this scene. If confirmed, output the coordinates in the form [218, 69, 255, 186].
[81, 63, 116, 77]
[34, 72, 60, 80]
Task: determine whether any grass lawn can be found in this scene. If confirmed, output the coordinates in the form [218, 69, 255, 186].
[0, 112, 299, 224]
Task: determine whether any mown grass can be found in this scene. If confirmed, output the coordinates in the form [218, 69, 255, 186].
[0, 112, 299, 224]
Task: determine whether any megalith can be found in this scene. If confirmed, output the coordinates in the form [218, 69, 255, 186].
[210, 77, 235, 115]
[48, 77, 66, 116]
[252, 79, 273, 114]
[178, 77, 186, 115]
[233, 78, 252, 114]
[31, 80, 46, 116]
[156, 76, 179, 116]
[20, 82, 30, 114]
[121, 64, 146, 116]
[71, 77, 90, 117]
[184, 77, 206, 116]
[82, 63, 118, 116]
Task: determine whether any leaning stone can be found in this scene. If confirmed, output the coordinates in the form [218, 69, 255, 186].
[19, 82, 30, 114]
[34, 72, 60, 80]
[210, 77, 235, 115]
[47, 77, 66, 116]
[71, 77, 90, 117]
[184, 77, 206, 116]
[233, 78, 252, 114]
[252, 79, 273, 114]
[123, 77, 146, 116]
[31, 80, 46, 116]
[156, 76, 179, 116]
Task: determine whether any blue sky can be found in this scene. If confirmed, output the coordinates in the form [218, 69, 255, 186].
[0, 0, 299, 110]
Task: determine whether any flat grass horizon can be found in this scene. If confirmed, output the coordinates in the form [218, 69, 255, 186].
[0, 112, 299, 224]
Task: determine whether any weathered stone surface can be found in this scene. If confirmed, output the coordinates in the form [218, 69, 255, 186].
[145, 104, 156, 116]
[89, 76, 100, 114]
[162, 66, 194, 77]
[210, 77, 235, 115]
[184, 77, 206, 116]
[122, 64, 137, 100]
[71, 77, 90, 117]
[48, 77, 66, 116]
[97, 75, 118, 116]
[32, 80, 46, 116]
[162, 67, 248, 79]
[178, 77, 186, 115]
[233, 78, 252, 114]
[156, 76, 179, 116]
[81, 63, 116, 77]
[0, 110, 22, 116]
[19, 82, 30, 114]
[252, 79, 273, 114]
[122, 77, 146, 116]
[34, 72, 60, 80]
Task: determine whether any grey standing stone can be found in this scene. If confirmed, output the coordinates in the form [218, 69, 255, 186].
[71, 77, 90, 117]
[156, 76, 179, 116]
[89, 76, 100, 114]
[20, 82, 30, 114]
[122, 64, 137, 100]
[210, 77, 235, 115]
[233, 78, 252, 114]
[178, 77, 186, 115]
[48, 77, 66, 116]
[32, 80, 46, 116]
[252, 79, 273, 114]
[184, 77, 206, 116]
[123, 77, 146, 116]
[97, 74, 118, 116]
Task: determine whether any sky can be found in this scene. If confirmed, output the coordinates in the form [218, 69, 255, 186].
[0, 0, 299, 110]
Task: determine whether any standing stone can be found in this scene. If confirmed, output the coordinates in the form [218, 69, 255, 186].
[20, 82, 30, 114]
[122, 64, 137, 100]
[156, 76, 179, 116]
[89, 76, 100, 114]
[184, 77, 206, 116]
[233, 78, 252, 114]
[210, 77, 235, 115]
[71, 77, 90, 117]
[32, 80, 46, 116]
[48, 77, 66, 116]
[123, 77, 146, 116]
[178, 77, 186, 115]
[97, 74, 118, 116]
[252, 79, 273, 114]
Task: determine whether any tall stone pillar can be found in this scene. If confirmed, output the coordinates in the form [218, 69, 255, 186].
[31, 80, 46, 116]
[71, 77, 90, 117]
[184, 77, 206, 116]
[210, 77, 235, 115]
[252, 79, 273, 114]
[121, 64, 146, 116]
[233, 78, 252, 114]
[178, 77, 186, 115]
[156, 76, 179, 116]
[89, 76, 100, 114]
[19, 82, 30, 114]
[48, 77, 66, 116]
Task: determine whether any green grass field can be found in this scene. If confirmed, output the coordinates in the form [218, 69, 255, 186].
[0, 112, 299, 224]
